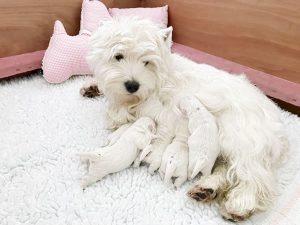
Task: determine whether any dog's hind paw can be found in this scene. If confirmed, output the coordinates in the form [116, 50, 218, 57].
[220, 206, 251, 222]
[187, 185, 217, 202]
[80, 82, 102, 98]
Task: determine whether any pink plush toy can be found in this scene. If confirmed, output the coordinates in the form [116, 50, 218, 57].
[42, 0, 111, 83]
[42, 0, 168, 83]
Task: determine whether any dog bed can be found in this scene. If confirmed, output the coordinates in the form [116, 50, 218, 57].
[1, 63, 300, 225]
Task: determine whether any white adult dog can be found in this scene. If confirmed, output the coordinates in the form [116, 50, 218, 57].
[82, 17, 288, 221]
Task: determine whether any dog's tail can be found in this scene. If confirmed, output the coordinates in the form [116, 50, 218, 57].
[77, 152, 101, 163]
[164, 160, 177, 185]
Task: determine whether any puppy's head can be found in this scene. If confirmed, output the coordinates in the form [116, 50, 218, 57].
[134, 117, 156, 134]
[87, 17, 173, 107]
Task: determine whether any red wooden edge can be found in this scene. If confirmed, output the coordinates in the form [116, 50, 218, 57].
[171, 43, 300, 107]
[0, 50, 45, 79]
[0, 44, 299, 107]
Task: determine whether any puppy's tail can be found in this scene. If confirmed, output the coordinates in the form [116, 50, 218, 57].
[77, 152, 101, 163]
[164, 160, 177, 185]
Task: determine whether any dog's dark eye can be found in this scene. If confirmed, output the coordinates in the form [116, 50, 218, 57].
[144, 61, 149, 66]
[115, 54, 124, 61]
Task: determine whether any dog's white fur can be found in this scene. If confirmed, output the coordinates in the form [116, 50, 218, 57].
[178, 96, 220, 179]
[79, 117, 156, 189]
[86, 17, 288, 220]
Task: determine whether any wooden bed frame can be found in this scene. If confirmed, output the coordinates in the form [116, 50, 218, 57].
[0, 0, 299, 109]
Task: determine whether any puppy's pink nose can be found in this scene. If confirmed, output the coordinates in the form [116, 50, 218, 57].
[124, 80, 140, 93]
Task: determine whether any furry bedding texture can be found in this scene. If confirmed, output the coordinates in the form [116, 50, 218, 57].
[1, 63, 300, 225]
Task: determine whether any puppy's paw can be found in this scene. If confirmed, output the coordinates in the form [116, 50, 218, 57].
[159, 143, 188, 187]
[174, 176, 187, 188]
[147, 160, 162, 175]
[159, 153, 175, 185]
[139, 145, 153, 161]
[80, 175, 97, 189]
[133, 152, 142, 168]
[133, 158, 141, 168]
[142, 144, 165, 174]
[188, 152, 208, 179]
[80, 82, 102, 98]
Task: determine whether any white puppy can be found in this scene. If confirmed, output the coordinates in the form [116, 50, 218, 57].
[79, 117, 156, 188]
[178, 96, 220, 179]
[158, 119, 189, 188]
[106, 123, 132, 146]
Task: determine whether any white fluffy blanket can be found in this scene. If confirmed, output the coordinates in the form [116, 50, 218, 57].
[1, 72, 299, 225]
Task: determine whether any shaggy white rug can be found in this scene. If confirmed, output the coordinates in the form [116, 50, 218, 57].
[0, 72, 300, 225]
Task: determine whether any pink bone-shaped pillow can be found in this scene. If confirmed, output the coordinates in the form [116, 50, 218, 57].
[42, 0, 111, 83]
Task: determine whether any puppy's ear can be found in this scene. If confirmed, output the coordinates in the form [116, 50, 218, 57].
[160, 26, 173, 48]
[148, 123, 156, 133]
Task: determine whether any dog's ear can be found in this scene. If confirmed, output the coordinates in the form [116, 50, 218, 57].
[160, 26, 173, 48]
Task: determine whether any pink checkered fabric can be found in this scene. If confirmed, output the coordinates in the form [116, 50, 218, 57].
[42, 0, 111, 83]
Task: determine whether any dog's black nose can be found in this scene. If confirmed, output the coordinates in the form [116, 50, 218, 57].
[124, 80, 140, 93]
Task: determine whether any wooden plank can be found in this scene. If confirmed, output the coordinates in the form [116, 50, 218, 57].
[0, 50, 45, 79]
[101, 0, 141, 8]
[0, 0, 140, 58]
[142, 0, 300, 84]
[0, 0, 82, 57]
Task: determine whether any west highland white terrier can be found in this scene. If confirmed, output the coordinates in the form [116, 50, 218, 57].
[82, 17, 289, 221]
